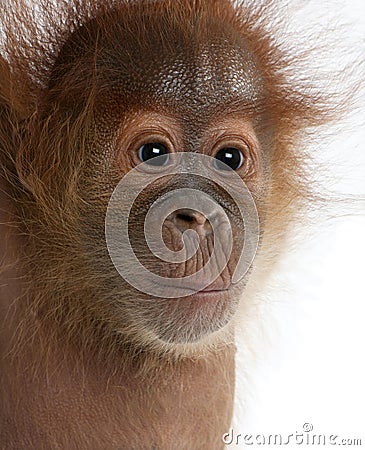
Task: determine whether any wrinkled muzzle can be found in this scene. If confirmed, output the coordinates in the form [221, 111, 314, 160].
[105, 153, 260, 298]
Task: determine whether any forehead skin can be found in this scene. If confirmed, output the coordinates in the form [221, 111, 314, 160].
[117, 40, 262, 111]
[96, 13, 264, 133]
[48, 2, 266, 140]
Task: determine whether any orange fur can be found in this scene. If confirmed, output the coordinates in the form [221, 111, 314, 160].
[0, 0, 343, 448]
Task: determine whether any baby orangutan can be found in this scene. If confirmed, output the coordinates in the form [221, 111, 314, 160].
[0, 0, 333, 448]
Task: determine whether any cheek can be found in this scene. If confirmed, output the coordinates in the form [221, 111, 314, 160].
[244, 150, 271, 213]
[84, 113, 131, 184]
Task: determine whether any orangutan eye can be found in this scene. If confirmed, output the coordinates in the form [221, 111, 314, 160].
[214, 147, 244, 171]
[138, 143, 170, 166]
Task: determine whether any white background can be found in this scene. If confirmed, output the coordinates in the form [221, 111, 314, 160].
[233, 0, 365, 448]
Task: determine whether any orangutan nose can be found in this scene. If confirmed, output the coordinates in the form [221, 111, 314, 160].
[168, 208, 213, 235]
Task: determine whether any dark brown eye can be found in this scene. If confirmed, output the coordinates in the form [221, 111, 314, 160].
[138, 143, 170, 166]
[214, 147, 244, 171]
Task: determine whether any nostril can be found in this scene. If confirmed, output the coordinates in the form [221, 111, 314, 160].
[166, 209, 212, 235]
[174, 209, 207, 226]
[176, 212, 195, 223]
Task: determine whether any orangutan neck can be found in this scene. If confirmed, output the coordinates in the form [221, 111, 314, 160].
[0, 335, 235, 448]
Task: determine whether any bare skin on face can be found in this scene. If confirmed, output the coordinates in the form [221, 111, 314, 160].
[0, 0, 334, 448]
